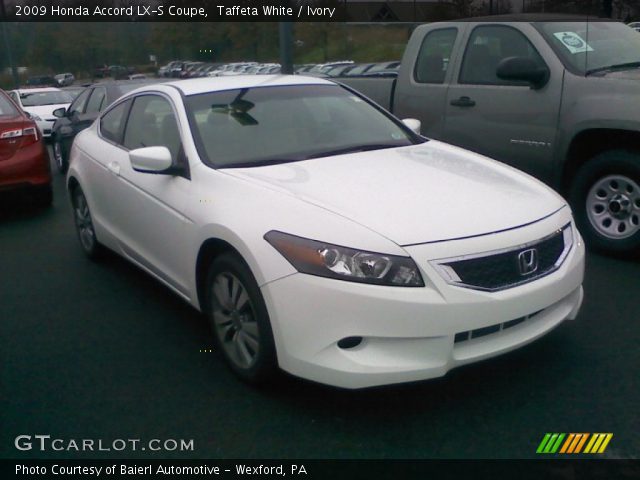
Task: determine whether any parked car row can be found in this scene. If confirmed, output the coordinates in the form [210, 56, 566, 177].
[94, 65, 134, 80]
[156, 60, 400, 79]
[299, 61, 401, 78]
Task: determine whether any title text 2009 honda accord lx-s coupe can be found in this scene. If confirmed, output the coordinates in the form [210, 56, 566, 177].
[66, 76, 584, 389]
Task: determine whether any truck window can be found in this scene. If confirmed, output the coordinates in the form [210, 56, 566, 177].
[459, 25, 545, 85]
[414, 28, 457, 84]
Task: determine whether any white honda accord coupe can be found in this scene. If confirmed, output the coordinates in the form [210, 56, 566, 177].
[66, 75, 585, 389]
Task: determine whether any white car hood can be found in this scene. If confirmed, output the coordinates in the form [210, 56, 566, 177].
[223, 141, 566, 246]
[23, 104, 70, 119]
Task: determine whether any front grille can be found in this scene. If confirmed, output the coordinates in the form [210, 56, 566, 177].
[454, 310, 544, 344]
[433, 224, 572, 292]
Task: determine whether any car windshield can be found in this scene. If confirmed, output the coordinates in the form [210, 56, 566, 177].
[536, 21, 640, 74]
[185, 84, 421, 168]
[20, 91, 73, 107]
[0, 94, 19, 116]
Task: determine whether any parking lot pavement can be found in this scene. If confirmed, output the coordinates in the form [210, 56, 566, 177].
[1, 152, 638, 460]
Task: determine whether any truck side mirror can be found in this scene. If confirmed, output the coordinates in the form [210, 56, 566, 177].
[496, 56, 550, 89]
[402, 118, 421, 135]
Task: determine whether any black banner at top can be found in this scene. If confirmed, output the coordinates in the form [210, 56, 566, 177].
[11, 1, 343, 22]
[1, 0, 606, 23]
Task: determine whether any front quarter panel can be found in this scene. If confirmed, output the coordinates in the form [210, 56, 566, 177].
[186, 163, 411, 309]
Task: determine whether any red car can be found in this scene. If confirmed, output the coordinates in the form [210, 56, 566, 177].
[0, 89, 52, 206]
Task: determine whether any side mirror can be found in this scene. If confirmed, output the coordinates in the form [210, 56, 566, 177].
[402, 118, 421, 135]
[129, 146, 174, 174]
[496, 56, 550, 89]
[53, 107, 66, 118]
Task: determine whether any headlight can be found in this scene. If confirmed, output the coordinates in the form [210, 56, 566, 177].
[29, 114, 43, 122]
[264, 231, 424, 287]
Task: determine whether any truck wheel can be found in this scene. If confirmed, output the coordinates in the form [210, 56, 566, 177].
[569, 150, 640, 257]
[204, 253, 278, 385]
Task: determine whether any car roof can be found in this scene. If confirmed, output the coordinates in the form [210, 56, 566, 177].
[165, 75, 333, 96]
[13, 87, 62, 93]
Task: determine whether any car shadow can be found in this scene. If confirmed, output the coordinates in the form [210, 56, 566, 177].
[0, 194, 53, 223]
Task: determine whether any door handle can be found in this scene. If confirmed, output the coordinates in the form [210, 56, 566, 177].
[107, 160, 120, 176]
[450, 96, 476, 107]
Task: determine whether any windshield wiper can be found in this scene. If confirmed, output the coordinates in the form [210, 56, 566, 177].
[302, 143, 403, 160]
[586, 61, 640, 76]
[222, 157, 304, 168]
[220, 143, 406, 168]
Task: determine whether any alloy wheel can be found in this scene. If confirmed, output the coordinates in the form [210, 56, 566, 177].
[210, 272, 260, 369]
[74, 191, 96, 252]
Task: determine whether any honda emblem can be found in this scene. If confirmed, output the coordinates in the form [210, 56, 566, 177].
[518, 248, 538, 276]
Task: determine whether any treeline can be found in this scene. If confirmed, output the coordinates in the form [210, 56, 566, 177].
[0, 22, 411, 78]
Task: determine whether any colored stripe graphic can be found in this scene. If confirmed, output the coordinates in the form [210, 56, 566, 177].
[574, 434, 588, 453]
[536, 433, 565, 454]
[559, 433, 575, 453]
[536, 433, 552, 453]
[584, 433, 614, 454]
[538, 433, 613, 454]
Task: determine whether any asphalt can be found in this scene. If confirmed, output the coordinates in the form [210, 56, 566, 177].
[1, 151, 638, 460]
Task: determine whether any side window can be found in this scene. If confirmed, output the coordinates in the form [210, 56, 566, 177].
[414, 28, 458, 84]
[459, 25, 546, 85]
[9, 91, 20, 105]
[100, 100, 130, 144]
[123, 95, 182, 161]
[85, 88, 106, 114]
[68, 88, 91, 115]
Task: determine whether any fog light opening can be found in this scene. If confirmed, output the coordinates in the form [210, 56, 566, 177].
[337, 336, 363, 349]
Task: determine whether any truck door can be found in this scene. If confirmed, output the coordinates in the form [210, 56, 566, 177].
[393, 23, 465, 139]
[442, 23, 563, 182]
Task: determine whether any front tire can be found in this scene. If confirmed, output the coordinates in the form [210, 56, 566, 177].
[569, 150, 640, 257]
[204, 253, 277, 384]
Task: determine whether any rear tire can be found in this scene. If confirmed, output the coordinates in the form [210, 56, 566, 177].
[71, 187, 104, 260]
[569, 150, 640, 258]
[53, 139, 67, 174]
[204, 253, 278, 385]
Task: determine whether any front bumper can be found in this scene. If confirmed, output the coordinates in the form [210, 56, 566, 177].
[261, 210, 585, 389]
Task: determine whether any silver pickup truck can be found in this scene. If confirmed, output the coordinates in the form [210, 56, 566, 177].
[340, 15, 640, 257]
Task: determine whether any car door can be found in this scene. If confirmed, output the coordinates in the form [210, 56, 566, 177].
[109, 93, 192, 296]
[442, 23, 563, 181]
[87, 99, 133, 239]
[56, 88, 91, 152]
[393, 24, 465, 138]
[73, 86, 104, 131]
